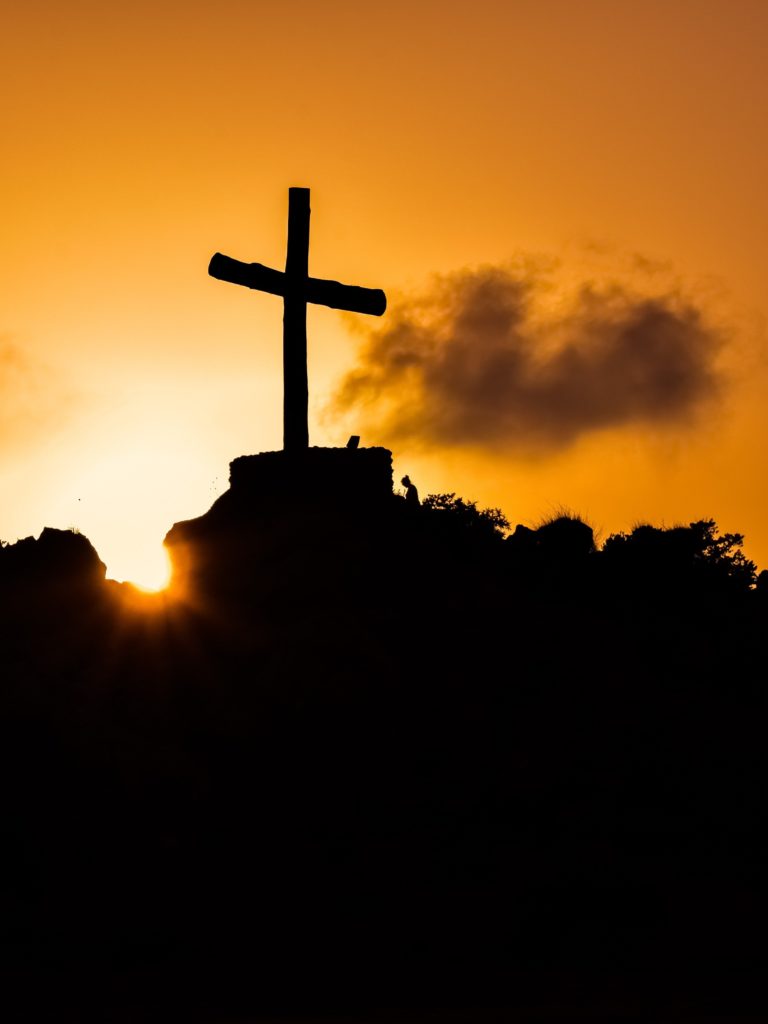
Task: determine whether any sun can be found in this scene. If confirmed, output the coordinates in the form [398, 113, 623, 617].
[55, 437, 213, 596]
[114, 544, 173, 593]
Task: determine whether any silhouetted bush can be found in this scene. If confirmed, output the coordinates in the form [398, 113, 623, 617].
[421, 491, 509, 542]
[602, 518, 756, 598]
[534, 512, 595, 558]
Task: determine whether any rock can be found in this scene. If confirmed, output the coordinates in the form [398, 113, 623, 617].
[0, 527, 106, 589]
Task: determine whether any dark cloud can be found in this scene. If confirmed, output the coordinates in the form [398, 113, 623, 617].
[331, 264, 724, 454]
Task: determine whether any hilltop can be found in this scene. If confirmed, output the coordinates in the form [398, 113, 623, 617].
[0, 446, 766, 1018]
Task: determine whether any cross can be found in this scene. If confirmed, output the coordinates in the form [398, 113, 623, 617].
[209, 187, 387, 451]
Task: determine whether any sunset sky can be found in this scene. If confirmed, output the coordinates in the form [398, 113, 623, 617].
[3, 0, 768, 587]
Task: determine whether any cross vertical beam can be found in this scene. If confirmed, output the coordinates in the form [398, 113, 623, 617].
[284, 187, 310, 451]
[208, 187, 386, 452]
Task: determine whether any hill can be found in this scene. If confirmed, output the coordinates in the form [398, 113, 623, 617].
[0, 446, 766, 1018]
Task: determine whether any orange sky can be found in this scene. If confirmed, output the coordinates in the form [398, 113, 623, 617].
[3, 0, 768, 586]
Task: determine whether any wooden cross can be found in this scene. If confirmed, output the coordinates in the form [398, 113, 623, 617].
[209, 187, 387, 451]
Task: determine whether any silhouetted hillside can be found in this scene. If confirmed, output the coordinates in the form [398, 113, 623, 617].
[0, 525, 105, 590]
[0, 447, 766, 1018]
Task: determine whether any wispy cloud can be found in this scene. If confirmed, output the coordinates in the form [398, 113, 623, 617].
[0, 338, 77, 452]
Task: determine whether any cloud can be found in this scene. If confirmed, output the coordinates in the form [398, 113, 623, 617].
[0, 339, 76, 452]
[330, 263, 725, 455]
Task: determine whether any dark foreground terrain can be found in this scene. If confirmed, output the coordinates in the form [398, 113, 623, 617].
[1, 448, 767, 1020]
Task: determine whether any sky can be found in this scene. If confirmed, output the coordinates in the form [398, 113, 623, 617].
[3, 0, 768, 587]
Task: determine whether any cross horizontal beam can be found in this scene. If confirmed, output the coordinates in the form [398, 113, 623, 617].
[209, 252, 387, 317]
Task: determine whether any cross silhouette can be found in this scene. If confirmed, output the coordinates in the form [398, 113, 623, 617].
[209, 187, 387, 451]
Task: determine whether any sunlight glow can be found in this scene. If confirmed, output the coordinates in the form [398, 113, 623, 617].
[47, 432, 221, 596]
[116, 544, 172, 592]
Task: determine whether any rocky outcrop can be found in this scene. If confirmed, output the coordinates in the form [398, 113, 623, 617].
[0, 526, 106, 591]
[164, 446, 395, 596]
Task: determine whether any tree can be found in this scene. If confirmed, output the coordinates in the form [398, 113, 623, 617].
[421, 492, 510, 543]
[602, 518, 756, 595]
[689, 518, 757, 590]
